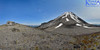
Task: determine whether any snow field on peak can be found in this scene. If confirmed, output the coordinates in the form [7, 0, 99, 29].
[61, 12, 81, 23]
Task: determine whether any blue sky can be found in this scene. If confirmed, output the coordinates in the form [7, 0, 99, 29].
[0, 0, 100, 25]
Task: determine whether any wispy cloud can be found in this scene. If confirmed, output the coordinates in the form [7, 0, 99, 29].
[80, 7, 100, 19]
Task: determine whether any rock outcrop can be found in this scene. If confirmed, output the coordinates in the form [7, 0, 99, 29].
[7, 21, 16, 26]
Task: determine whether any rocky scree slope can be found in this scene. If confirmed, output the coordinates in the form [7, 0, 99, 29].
[0, 21, 76, 50]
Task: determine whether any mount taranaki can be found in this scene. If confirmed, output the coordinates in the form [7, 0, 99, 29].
[38, 12, 100, 35]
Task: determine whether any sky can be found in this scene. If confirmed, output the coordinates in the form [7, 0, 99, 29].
[0, 0, 100, 25]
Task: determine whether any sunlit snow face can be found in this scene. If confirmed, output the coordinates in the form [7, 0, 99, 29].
[66, 18, 69, 22]
[55, 23, 63, 28]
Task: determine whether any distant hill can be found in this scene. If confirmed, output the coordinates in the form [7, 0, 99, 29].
[27, 25, 39, 28]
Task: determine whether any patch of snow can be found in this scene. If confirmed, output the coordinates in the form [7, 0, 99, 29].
[55, 23, 63, 28]
[83, 26, 93, 28]
[76, 24, 82, 26]
[62, 16, 66, 18]
[70, 14, 81, 23]
[66, 18, 69, 21]
[62, 12, 69, 18]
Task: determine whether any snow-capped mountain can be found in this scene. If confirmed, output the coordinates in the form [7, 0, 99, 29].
[38, 12, 91, 29]
[37, 12, 100, 35]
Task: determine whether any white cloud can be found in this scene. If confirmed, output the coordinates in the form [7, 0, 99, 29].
[80, 7, 100, 19]
[82, 7, 100, 24]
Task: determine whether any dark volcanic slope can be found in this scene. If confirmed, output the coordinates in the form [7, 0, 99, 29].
[38, 12, 100, 35]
